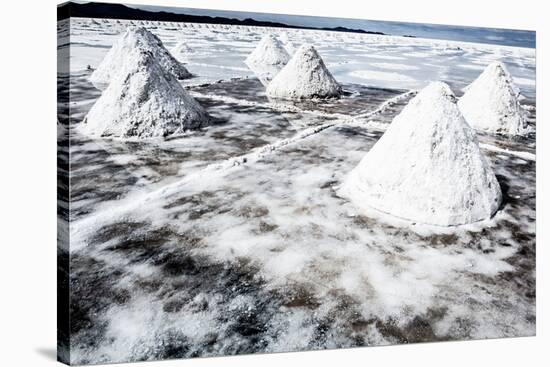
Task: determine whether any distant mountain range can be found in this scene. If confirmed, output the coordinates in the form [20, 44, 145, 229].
[57, 1, 386, 35]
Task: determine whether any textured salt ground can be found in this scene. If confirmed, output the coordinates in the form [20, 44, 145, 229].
[61, 18, 536, 364]
[66, 83, 415, 364]
[68, 73, 403, 221]
[66, 80, 534, 365]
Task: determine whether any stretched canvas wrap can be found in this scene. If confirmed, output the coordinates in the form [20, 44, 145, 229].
[57, 1, 536, 365]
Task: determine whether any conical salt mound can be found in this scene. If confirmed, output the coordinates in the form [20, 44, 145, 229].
[245, 34, 290, 85]
[246, 34, 290, 69]
[458, 62, 526, 135]
[339, 82, 501, 226]
[266, 44, 342, 99]
[90, 27, 191, 87]
[81, 49, 209, 138]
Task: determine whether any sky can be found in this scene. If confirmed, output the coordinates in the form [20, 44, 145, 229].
[125, 3, 535, 48]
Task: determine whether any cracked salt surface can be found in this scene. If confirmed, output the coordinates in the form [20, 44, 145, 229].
[60, 17, 535, 365]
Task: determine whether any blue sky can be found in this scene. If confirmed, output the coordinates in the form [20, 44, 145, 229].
[125, 3, 535, 48]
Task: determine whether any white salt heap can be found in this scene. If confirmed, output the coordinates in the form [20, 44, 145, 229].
[90, 27, 191, 87]
[267, 44, 342, 99]
[246, 34, 290, 69]
[458, 62, 526, 135]
[81, 49, 209, 138]
[245, 34, 290, 85]
[339, 81, 502, 226]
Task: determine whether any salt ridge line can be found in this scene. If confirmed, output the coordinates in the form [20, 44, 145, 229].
[189, 91, 352, 120]
[118, 90, 417, 196]
[478, 143, 536, 161]
[182, 76, 251, 89]
[70, 91, 415, 245]
[189, 89, 417, 122]
[188, 63, 251, 72]
[190, 88, 534, 161]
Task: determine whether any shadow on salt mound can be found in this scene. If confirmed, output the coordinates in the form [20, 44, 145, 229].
[458, 62, 527, 136]
[90, 27, 191, 89]
[338, 81, 502, 227]
[266, 44, 342, 100]
[80, 49, 210, 139]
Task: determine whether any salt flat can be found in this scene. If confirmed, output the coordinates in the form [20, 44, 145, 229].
[58, 17, 536, 365]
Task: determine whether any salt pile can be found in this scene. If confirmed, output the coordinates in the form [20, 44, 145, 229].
[266, 44, 342, 99]
[339, 81, 502, 226]
[81, 49, 209, 138]
[245, 34, 290, 85]
[458, 62, 526, 135]
[90, 27, 191, 87]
